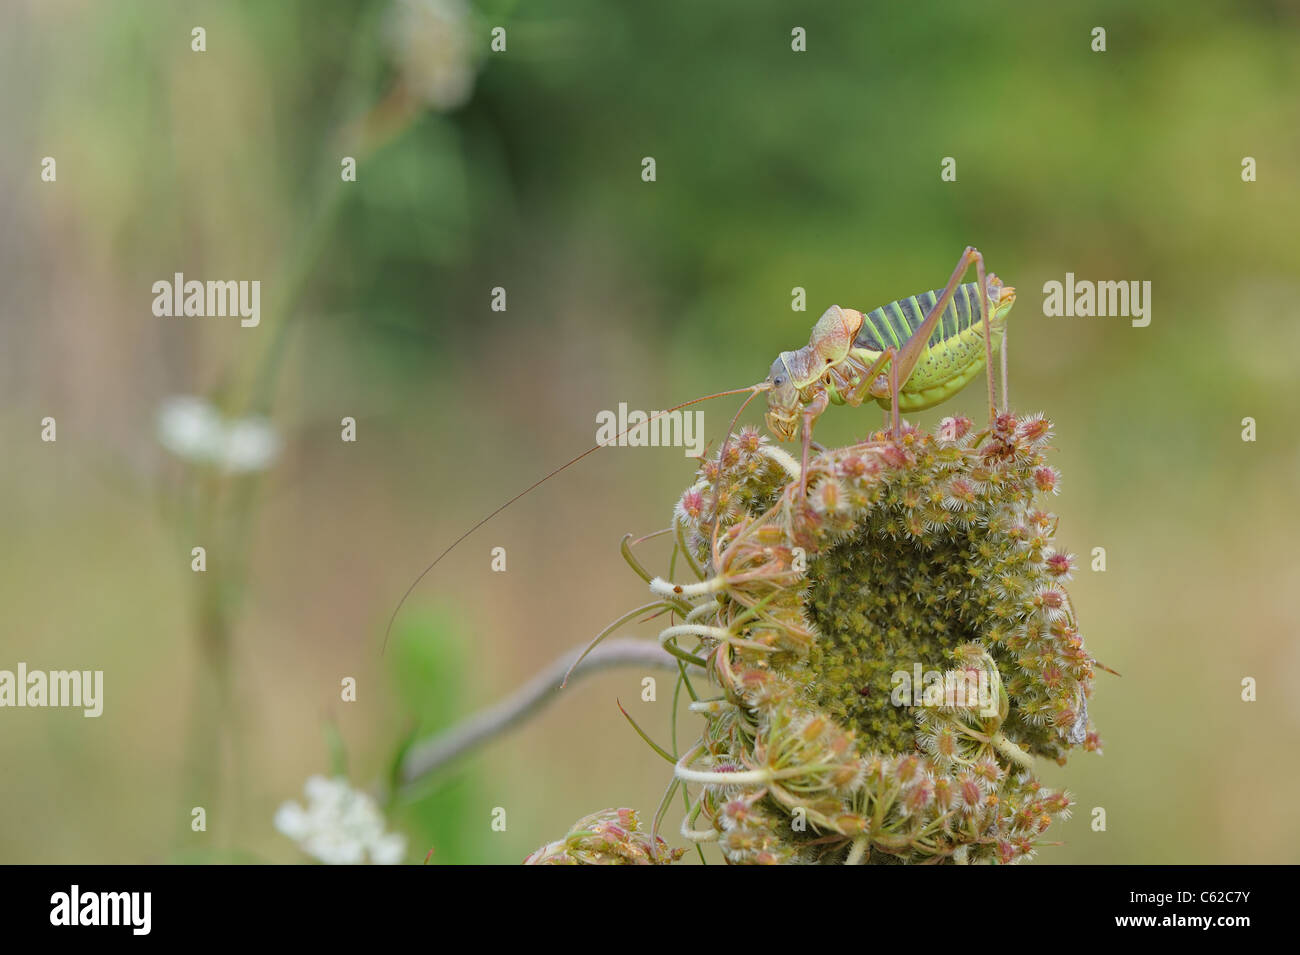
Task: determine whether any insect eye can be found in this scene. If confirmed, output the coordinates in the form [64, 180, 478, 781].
[773, 376, 784, 386]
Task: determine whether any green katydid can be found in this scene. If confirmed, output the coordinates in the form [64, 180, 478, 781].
[763, 245, 1017, 493]
[381, 245, 1016, 651]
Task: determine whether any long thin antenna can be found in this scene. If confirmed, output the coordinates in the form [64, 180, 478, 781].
[380, 382, 769, 654]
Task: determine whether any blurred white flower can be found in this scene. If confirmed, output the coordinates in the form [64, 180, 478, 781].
[222, 417, 281, 473]
[157, 396, 225, 463]
[275, 775, 407, 865]
[385, 0, 477, 111]
[156, 396, 281, 473]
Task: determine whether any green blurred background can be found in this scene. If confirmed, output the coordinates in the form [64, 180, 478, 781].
[2, 0, 1298, 863]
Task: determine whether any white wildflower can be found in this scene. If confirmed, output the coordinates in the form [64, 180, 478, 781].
[275, 775, 407, 865]
[221, 416, 281, 473]
[156, 396, 281, 473]
[385, 0, 477, 111]
[157, 396, 225, 463]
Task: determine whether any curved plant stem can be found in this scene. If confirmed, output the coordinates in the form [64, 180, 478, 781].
[398, 637, 705, 790]
[562, 601, 675, 687]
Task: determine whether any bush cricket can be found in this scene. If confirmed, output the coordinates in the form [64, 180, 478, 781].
[382, 245, 1015, 651]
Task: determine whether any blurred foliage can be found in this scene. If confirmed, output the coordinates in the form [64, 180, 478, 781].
[2, 0, 1299, 863]
[386, 612, 499, 865]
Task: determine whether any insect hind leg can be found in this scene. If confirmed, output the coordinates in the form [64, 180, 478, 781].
[999, 324, 1009, 412]
[884, 245, 992, 427]
[973, 250, 997, 423]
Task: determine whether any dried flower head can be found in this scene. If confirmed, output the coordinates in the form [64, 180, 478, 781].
[648, 413, 1099, 864]
[528, 414, 1100, 865]
[523, 809, 685, 865]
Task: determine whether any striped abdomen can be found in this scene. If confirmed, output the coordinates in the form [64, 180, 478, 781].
[853, 282, 1004, 411]
[856, 283, 986, 353]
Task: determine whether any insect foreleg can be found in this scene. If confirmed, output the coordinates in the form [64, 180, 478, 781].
[838, 347, 902, 438]
[798, 389, 830, 499]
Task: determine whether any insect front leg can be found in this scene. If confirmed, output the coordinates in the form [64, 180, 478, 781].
[798, 389, 830, 500]
[841, 348, 900, 437]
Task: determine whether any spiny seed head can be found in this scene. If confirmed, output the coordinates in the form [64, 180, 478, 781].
[895, 754, 922, 784]
[933, 776, 956, 811]
[1034, 466, 1060, 494]
[719, 792, 766, 828]
[925, 724, 960, 760]
[952, 642, 988, 666]
[829, 761, 865, 791]
[1018, 414, 1053, 444]
[1036, 587, 1067, 611]
[812, 477, 848, 516]
[938, 415, 973, 443]
[736, 424, 764, 453]
[839, 454, 873, 480]
[1043, 791, 1072, 815]
[901, 779, 934, 816]
[1045, 551, 1074, 578]
[677, 487, 705, 521]
[1028, 508, 1055, 531]
[800, 714, 829, 742]
[945, 476, 978, 506]
[880, 444, 911, 469]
